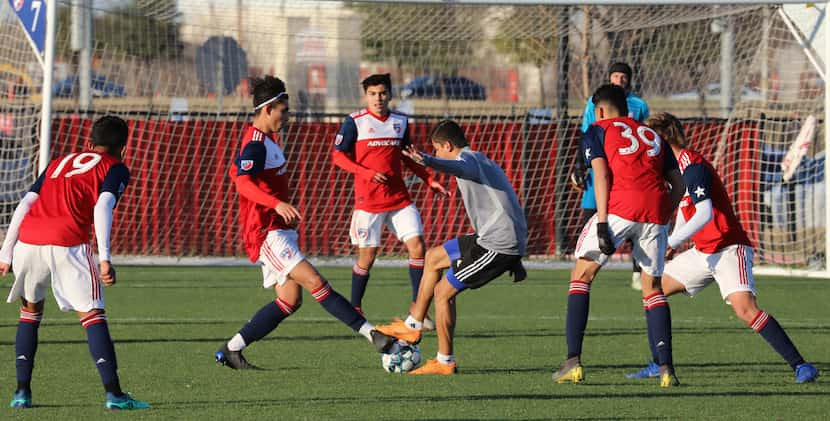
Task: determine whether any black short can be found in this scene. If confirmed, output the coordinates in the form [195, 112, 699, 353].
[443, 234, 521, 291]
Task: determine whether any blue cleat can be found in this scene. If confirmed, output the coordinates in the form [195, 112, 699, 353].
[105, 392, 149, 410]
[625, 361, 661, 379]
[795, 363, 819, 384]
[9, 389, 31, 408]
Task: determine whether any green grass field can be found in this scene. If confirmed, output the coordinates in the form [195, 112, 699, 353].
[0, 266, 827, 420]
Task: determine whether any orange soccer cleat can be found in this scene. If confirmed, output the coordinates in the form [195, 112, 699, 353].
[409, 358, 457, 375]
[376, 318, 422, 344]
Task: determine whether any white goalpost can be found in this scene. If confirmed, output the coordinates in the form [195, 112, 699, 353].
[0, 0, 828, 276]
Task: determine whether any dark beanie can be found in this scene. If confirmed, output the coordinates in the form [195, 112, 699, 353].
[608, 62, 632, 79]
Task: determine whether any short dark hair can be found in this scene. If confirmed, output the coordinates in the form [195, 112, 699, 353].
[429, 120, 468, 148]
[591, 84, 629, 116]
[250, 75, 288, 113]
[362, 73, 391, 92]
[91, 115, 128, 150]
[608, 62, 632, 80]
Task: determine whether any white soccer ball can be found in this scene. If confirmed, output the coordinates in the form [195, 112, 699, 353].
[381, 340, 421, 373]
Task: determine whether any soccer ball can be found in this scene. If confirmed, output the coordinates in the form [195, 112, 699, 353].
[381, 340, 421, 373]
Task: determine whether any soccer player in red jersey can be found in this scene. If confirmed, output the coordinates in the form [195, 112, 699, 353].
[552, 85, 686, 388]
[623, 112, 819, 383]
[0, 116, 148, 409]
[333, 74, 447, 321]
[215, 76, 396, 370]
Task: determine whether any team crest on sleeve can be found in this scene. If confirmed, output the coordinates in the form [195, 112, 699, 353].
[240, 160, 254, 171]
[335, 134, 343, 145]
[280, 248, 294, 259]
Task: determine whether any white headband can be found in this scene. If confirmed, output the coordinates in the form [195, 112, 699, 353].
[254, 92, 288, 110]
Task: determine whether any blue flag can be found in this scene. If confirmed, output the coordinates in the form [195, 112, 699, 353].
[8, 0, 47, 62]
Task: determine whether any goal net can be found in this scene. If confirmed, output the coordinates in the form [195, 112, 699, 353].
[0, 1, 825, 271]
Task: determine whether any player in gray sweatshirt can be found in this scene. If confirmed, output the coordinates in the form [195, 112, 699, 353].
[377, 120, 528, 375]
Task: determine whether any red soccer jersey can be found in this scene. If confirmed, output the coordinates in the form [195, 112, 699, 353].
[677, 149, 750, 253]
[334, 109, 429, 213]
[229, 126, 292, 262]
[581, 117, 676, 224]
[19, 151, 129, 246]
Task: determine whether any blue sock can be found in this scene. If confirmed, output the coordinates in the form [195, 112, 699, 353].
[750, 310, 805, 369]
[408, 258, 424, 302]
[314, 282, 366, 331]
[15, 309, 42, 391]
[565, 280, 591, 359]
[350, 264, 370, 308]
[82, 314, 121, 395]
[239, 298, 296, 344]
[644, 292, 673, 367]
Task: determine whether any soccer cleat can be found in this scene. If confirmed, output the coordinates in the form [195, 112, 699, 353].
[215, 343, 262, 370]
[370, 330, 397, 353]
[630, 271, 642, 291]
[552, 357, 584, 383]
[422, 315, 436, 331]
[659, 366, 680, 388]
[625, 361, 661, 379]
[795, 363, 819, 383]
[409, 358, 457, 375]
[376, 318, 422, 344]
[105, 392, 149, 410]
[9, 389, 31, 408]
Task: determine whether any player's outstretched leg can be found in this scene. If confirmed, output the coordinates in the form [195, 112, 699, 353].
[377, 244, 452, 345]
[410, 279, 459, 375]
[293, 260, 396, 353]
[730, 292, 819, 383]
[216, 294, 299, 370]
[11, 301, 42, 408]
[80, 311, 149, 410]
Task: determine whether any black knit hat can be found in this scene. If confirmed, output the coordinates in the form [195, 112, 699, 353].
[608, 62, 632, 80]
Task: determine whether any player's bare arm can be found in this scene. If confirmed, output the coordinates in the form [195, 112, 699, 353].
[100, 260, 116, 286]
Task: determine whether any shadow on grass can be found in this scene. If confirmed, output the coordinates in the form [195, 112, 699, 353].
[149, 389, 830, 410]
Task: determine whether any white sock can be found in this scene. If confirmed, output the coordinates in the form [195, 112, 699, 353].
[227, 333, 247, 352]
[358, 322, 375, 341]
[405, 315, 423, 330]
[437, 352, 455, 365]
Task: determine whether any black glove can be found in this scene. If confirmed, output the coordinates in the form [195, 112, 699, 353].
[596, 222, 616, 255]
[569, 169, 587, 191]
[509, 260, 527, 283]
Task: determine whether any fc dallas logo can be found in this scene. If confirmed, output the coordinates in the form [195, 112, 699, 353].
[240, 159, 254, 171]
[14, 0, 25, 12]
[393, 122, 401, 133]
